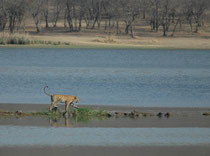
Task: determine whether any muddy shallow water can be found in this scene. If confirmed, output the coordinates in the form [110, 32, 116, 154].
[1, 104, 210, 147]
[1, 48, 210, 155]
[0, 126, 210, 147]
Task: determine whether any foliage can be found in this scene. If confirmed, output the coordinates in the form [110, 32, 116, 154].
[1, 0, 210, 36]
[0, 32, 68, 45]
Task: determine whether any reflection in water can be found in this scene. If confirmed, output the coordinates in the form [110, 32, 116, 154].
[49, 117, 72, 127]
[48, 114, 108, 128]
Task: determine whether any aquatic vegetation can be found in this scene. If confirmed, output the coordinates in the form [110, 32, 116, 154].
[0, 107, 110, 120]
[0, 33, 69, 46]
[114, 110, 154, 118]
[203, 112, 210, 116]
[72, 107, 109, 117]
[0, 107, 156, 121]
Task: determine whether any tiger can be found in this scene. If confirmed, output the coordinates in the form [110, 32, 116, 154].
[43, 86, 79, 113]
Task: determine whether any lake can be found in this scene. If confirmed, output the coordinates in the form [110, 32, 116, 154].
[1, 126, 210, 147]
[0, 48, 210, 107]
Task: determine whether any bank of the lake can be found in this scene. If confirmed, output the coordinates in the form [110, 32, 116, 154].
[1, 103, 210, 128]
[1, 36, 210, 50]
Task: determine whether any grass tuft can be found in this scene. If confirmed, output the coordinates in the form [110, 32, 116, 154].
[0, 32, 70, 46]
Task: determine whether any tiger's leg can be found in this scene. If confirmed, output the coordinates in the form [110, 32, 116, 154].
[65, 101, 71, 113]
[64, 101, 71, 117]
[49, 97, 58, 111]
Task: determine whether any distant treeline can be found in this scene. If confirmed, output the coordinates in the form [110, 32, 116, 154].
[0, 0, 210, 37]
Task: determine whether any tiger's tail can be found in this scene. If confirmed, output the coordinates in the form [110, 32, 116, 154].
[43, 86, 52, 96]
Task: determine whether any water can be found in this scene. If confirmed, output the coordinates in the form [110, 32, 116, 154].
[0, 126, 210, 147]
[1, 48, 210, 148]
[0, 48, 210, 107]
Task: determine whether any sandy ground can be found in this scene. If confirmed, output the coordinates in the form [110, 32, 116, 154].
[1, 103, 210, 156]
[1, 31, 209, 49]
[30, 33, 210, 49]
[0, 103, 210, 128]
[1, 145, 210, 156]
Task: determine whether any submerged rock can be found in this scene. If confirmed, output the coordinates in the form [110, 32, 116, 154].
[164, 112, 170, 118]
[129, 110, 139, 118]
[124, 113, 128, 116]
[157, 112, 163, 118]
[203, 112, 210, 116]
[115, 112, 119, 115]
[15, 110, 23, 115]
[107, 113, 112, 118]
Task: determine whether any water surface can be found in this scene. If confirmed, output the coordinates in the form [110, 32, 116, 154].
[0, 48, 210, 107]
[0, 126, 210, 147]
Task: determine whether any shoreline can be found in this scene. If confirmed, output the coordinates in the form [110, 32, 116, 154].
[0, 35, 210, 50]
[1, 103, 210, 156]
[1, 145, 210, 156]
[1, 103, 210, 112]
[1, 103, 210, 128]
[1, 44, 210, 50]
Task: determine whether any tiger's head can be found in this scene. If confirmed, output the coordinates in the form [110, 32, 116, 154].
[74, 96, 79, 103]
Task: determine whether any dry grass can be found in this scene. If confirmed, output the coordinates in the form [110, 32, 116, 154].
[1, 22, 210, 49]
[0, 32, 71, 46]
[27, 32, 210, 49]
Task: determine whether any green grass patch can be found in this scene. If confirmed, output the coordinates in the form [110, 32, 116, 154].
[72, 107, 108, 117]
[69, 107, 109, 123]
[0, 107, 110, 121]
[0, 107, 156, 123]
[0, 33, 71, 46]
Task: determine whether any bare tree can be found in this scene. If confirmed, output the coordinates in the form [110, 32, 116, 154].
[191, 0, 208, 33]
[65, 0, 74, 31]
[65, 0, 86, 32]
[43, 0, 49, 28]
[120, 0, 140, 38]
[1, 0, 209, 36]
[77, 0, 86, 31]
[51, 0, 63, 27]
[31, 0, 44, 33]
[183, 0, 193, 31]
[83, 0, 102, 29]
[102, 0, 115, 30]
[5, 0, 27, 33]
[0, 0, 7, 31]
[183, 0, 209, 33]
[148, 0, 161, 32]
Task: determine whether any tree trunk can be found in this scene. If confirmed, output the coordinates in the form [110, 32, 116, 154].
[0, 14, 7, 32]
[45, 13, 49, 28]
[85, 18, 89, 29]
[125, 24, 130, 34]
[194, 18, 200, 33]
[171, 18, 180, 37]
[116, 20, 119, 34]
[162, 24, 167, 37]
[32, 14, 41, 33]
[91, 16, 98, 29]
[194, 24, 199, 33]
[97, 20, 100, 29]
[64, 11, 67, 28]
[155, 19, 159, 32]
[73, 5, 77, 32]
[9, 16, 16, 33]
[78, 18, 82, 32]
[67, 18, 73, 32]
[104, 20, 107, 30]
[130, 25, 134, 38]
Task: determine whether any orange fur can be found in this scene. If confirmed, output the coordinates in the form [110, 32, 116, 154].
[44, 86, 79, 112]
